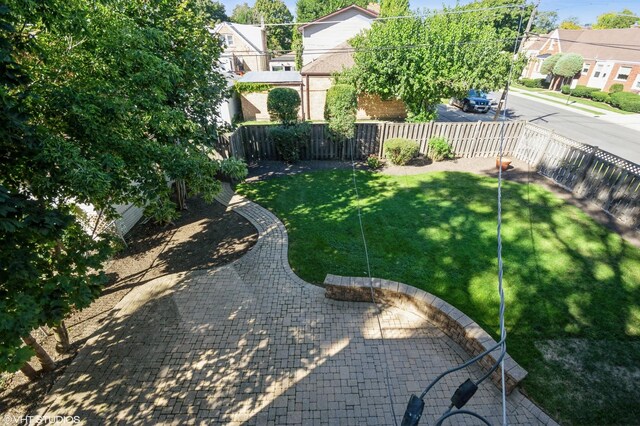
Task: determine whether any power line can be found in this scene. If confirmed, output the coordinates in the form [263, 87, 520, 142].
[258, 4, 525, 27]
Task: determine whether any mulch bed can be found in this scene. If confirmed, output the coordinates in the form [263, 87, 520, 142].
[0, 197, 257, 424]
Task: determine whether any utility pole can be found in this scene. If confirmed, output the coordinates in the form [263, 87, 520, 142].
[493, 1, 539, 121]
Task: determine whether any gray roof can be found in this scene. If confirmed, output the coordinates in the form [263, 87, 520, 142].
[238, 71, 302, 84]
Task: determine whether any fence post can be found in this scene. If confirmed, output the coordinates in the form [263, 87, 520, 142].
[573, 145, 599, 197]
[470, 120, 482, 158]
[378, 122, 387, 158]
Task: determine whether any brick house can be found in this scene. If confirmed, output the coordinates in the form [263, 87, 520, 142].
[521, 27, 640, 93]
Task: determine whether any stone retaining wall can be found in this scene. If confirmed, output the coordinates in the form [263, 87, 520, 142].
[324, 274, 527, 394]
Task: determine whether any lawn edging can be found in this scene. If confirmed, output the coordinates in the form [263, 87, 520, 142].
[324, 273, 528, 394]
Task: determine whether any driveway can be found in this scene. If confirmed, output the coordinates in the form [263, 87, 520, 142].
[33, 185, 555, 425]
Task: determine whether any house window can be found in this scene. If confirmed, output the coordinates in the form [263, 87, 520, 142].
[594, 64, 603, 78]
[284, 65, 292, 71]
[634, 74, 640, 90]
[616, 66, 631, 81]
[582, 63, 590, 74]
[220, 34, 233, 46]
[271, 65, 284, 71]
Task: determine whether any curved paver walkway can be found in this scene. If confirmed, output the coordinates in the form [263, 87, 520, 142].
[33, 184, 556, 425]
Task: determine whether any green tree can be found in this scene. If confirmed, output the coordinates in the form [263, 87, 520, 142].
[541, 53, 563, 75]
[324, 84, 357, 143]
[231, 2, 257, 24]
[1, 0, 241, 376]
[559, 17, 581, 29]
[379, 0, 408, 18]
[461, 0, 533, 51]
[553, 53, 583, 78]
[195, 0, 228, 23]
[267, 88, 300, 124]
[593, 9, 638, 29]
[532, 10, 558, 33]
[254, 0, 293, 52]
[347, 6, 521, 121]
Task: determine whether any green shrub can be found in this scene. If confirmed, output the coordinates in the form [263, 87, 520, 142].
[325, 84, 357, 141]
[384, 138, 419, 165]
[609, 83, 624, 94]
[589, 91, 610, 103]
[571, 85, 600, 98]
[541, 53, 563, 75]
[609, 92, 640, 112]
[427, 137, 453, 161]
[519, 78, 545, 88]
[220, 158, 248, 182]
[366, 154, 382, 170]
[269, 123, 311, 163]
[267, 88, 300, 125]
[561, 84, 571, 94]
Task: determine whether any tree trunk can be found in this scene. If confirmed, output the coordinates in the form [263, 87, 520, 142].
[22, 333, 56, 372]
[20, 362, 39, 381]
[175, 179, 187, 211]
[52, 321, 70, 354]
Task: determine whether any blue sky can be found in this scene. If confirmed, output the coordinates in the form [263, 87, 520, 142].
[220, 0, 640, 26]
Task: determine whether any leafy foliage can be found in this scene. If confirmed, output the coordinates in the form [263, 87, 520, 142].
[254, 0, 293, 52]
[541, 53, 563, 75]
[593, 8, 638, 29]
[366, 154, 382, 170]
[269, 123, 311, 163]
[324, 84, 357, 142]
[461, 0, 533, 51]
[384, 138, 419, 165]
[531, 10, 558, 34]
[220, 158, 249, 182]
[348, 5, 522, 121]
[235, 82, 273, 94]
[553, 53, 583, 78]
[565, 85, 600, 98]
[609, 83, 624, 94]
[231, 2, 257, 24]
[1, 0, 230, 372]
[267, 88, 301, 124]
[427, 137, 454, 161]
[609, 92, 640, 112]
[194, 0, 228, 24]
[519, 78, 546, 88]
[559, 17, 581, 29]
[589, 91, 610, 103]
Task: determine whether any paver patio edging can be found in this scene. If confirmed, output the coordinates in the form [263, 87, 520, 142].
[323, 274, 527, 394]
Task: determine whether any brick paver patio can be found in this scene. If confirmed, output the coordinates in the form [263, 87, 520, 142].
[34, 184, 556, 425]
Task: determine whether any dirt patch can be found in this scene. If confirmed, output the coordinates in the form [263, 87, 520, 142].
[0, 197, 257, 424]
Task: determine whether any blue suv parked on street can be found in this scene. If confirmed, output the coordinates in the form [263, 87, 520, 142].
[450, 89, 493, 113]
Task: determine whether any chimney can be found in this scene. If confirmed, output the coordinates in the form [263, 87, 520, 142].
[367, 2, 381, 14]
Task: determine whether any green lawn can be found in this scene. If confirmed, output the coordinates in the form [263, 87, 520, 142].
[237, 170, 640, 425]
[512, 84, 636, 115]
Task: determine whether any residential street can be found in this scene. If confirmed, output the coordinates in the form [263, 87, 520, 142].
[438, 94, 640, 164]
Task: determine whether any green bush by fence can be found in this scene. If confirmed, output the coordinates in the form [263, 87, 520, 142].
[428, 137, 454, 161]
[384, 138, 419, 165]
[269, 123, 311, 163]
[267, 88, 301, 125]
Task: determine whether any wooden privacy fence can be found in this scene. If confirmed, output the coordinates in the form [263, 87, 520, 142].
[216, 120, 639, 229]
[216, 121, 525, 162]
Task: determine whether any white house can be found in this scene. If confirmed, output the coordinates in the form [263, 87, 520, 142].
[298, 4, 378, 66]
[269, 52, 296, 71]
[210, 22, 268, 73]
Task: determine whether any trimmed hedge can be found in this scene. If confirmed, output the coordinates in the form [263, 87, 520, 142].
[519, 78, 545, 88]
[267, 88, 301, 125]
[609, 83, 624, 94]
[325, 84, 357, 141]
[609, 92, 640, 113]
[561, 84, 571, 94]
[384, 138, 419, 165]
[269, 122, 311, 163]
[589, 91, 610, 103]
[570, 85, 600, 98]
